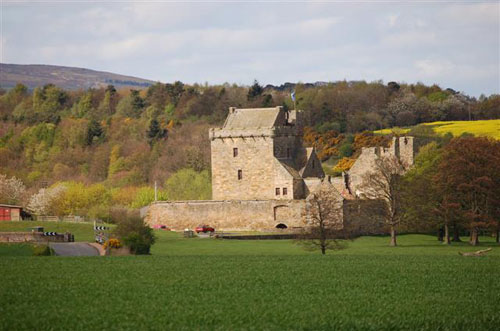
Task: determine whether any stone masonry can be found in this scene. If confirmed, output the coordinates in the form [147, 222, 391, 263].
[145, 106, 415, 232]
[146, 106, 332, 231]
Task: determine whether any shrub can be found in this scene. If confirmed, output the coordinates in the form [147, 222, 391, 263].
[32, 245, 54, 256]
[113, 210, 156, 255]
[103, 238, 122, 249]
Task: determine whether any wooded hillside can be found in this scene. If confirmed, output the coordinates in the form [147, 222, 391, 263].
[0, 80, 498, 218]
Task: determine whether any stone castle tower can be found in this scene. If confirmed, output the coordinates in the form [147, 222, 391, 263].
[209, 106, 325, 200]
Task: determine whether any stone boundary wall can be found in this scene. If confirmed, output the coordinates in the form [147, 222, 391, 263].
[0, 232, 71, 243]
[145, 199, 308, 231]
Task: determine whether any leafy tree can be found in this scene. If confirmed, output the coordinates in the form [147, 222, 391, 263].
[116, 90, 144, 118]
[72, 92, 93, 118]
[164, 168, 211, 200]
[130, 186, 168, 208]
[434, 137, 500, 245]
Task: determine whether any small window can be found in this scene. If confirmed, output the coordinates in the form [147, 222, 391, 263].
[233, 148, 238, 157]
[312, 160, 315, 169]
[286, 148, 290, 158]
[283, 187, 288, 195]
[275, 188, 280, 196]
[238, 170, 242, 180]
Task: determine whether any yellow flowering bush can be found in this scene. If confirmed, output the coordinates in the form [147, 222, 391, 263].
[103, 238, 122, 249]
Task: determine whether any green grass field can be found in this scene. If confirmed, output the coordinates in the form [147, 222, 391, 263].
[1, 221, 499, 330]
[374, 119, 500, 139]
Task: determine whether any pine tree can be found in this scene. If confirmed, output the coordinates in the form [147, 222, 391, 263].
[86, 118, 103, 146]
[147, 118, 167, 147]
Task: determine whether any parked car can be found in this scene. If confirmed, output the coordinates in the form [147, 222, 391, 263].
[152, 224, 170, 230]
[195, 225, 215, 233]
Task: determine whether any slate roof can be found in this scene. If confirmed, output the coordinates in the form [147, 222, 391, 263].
[277, 159, 302, 179]
[223, 107, 280, 129]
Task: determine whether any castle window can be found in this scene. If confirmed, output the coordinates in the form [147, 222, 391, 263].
[275, 188, 280, 196]
[283, 188, 288, 195]
[233, 148, 238, 157]
[286, 148, 290, 158]
[238, 170, 242, 180]
[312, 160, 315, 169]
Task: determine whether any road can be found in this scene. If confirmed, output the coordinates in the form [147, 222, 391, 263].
[49, 243, 100, 256]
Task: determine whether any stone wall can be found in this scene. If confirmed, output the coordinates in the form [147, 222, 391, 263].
[145, 199, 308, 231]
[0, 232, 70, 243]
[347, 136, 415, 196]
[211, 135, 275, 200]
[399, 136, 414, 168]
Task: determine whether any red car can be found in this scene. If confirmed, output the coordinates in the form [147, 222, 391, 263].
[195, 225, 215, 233]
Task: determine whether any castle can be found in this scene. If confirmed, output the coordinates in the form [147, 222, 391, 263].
[144, 106, 414, 232]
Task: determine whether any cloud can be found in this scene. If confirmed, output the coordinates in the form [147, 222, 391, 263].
[1, 1, 499, 96]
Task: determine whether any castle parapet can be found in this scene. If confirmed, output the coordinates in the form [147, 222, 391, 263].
[209, 126, 300, 140]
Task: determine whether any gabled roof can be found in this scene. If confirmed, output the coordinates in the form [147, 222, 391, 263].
[277, 159, 302, 179]
[223, 107, 282, 129]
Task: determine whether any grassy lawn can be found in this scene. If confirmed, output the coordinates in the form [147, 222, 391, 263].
[0, 243, 34, 256]
[1, 226, 499, 330]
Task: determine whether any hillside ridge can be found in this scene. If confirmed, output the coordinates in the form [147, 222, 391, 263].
[0, 63, 156, 90]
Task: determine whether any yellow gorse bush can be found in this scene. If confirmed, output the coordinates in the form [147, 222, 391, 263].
[103, 238, 122, 249]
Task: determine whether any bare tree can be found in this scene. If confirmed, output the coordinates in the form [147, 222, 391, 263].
[297, 182, 349, 255]
[359, 156, 404, 246]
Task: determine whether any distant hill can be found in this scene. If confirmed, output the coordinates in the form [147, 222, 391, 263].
[0, 63, 156, 90]
[374, 120, 500, 140]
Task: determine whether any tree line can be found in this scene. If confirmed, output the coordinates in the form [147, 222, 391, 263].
[0, 80, 498, 221]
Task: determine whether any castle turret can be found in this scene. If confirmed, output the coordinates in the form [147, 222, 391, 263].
[399, 136, 414, 168]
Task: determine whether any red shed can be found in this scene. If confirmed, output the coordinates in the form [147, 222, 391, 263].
[0, 204, 22, 221]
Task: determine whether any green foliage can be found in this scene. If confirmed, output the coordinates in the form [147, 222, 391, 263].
[86, 118, 104, 146]
[72, 92, 93, 118]
[113, 210, 156, 255]
[164, 168, 211, 200]
[338, 142, 353, 158]
[107, 145, 127, 177]
[146, 118, 167, 147]
[427, 91, 449, 103]
[32, 245, 54, 256]
[116, 90, 144, 118]
[130, 186, 168, 209]
[247, 80, 263, 100]
[316, 121, 341, 133]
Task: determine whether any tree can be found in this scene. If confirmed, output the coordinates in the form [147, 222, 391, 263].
[27, 185, 67, 216]
[434, 137, 500, 246]
[247, 80, 263, 100]
[86, 118, 104, 146]
[146, 118, 167, 147]
[401, 142, 456, 242]
[112, 209, 156, 254]
[164, 168, 211, 200]
[116, 90, 144, 118]
[359, 156, 404, 246]
[298, 181, 348, 254]
[0, 174, 26, 205]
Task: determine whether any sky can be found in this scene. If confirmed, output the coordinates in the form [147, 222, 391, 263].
[1, 0, 499, 97]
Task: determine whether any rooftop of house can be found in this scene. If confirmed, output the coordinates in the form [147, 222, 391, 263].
[222, 106, 285, 129]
